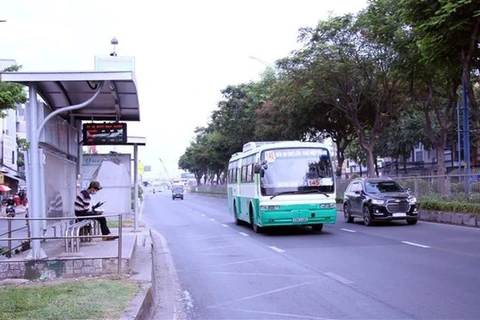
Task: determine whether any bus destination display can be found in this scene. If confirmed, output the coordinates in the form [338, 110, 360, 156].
[82, 122, 127, 145]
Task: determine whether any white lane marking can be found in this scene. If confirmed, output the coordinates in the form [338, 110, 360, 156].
[324, 272, 354, 285]
[197, 244, 241, 251]
[210, 218, 216, 221]
[209, 279, 321, 308]
[209, 306, 333, 319]
[269, 246, 285, 253]
[402, 241, 430, 248]
[341, 228, 356, 233]
[239, 232, 249, 237]
[211, 258, 266, 267]
[201, 214, 206, 217]
[221, 224, 228, 228]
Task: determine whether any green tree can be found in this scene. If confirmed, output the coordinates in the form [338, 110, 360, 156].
[292, 9, 410, 177]
[0, 65, 27, 117]
[376, 109, 431, 175]
[400, 0, 480, 122]
[397, 0, 475, 193]
[16, 137, 29, 171]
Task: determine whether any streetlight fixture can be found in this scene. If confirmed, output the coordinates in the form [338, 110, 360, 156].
[110, 37, 118, 56]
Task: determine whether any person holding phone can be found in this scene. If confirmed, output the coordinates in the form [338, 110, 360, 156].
[74, 180, 118, 241]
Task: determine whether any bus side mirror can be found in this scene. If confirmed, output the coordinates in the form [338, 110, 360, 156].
[254, 164, 262, 174]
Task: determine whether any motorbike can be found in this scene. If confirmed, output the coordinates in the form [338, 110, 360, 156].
[6, 204, 15, 217]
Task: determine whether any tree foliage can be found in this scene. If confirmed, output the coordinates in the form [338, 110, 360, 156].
[0, 65, 27, 118]
[178, 0, 480, 184]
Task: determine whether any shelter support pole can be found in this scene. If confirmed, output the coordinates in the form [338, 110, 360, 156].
[26, 84, 46, 259]
[133, 143, 139, 231]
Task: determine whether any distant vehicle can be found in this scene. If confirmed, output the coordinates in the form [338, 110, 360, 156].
[343, 177, 418, 226]
[172, 185, 184, 200]
[227, 141, 337, 233]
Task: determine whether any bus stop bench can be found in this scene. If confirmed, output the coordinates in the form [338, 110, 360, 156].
[64, 219, 99, 253]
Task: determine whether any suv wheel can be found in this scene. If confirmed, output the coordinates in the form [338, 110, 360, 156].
[407, 219, 417, 225]
[343, 203, 354, 223]
[363, 206, 373, 226]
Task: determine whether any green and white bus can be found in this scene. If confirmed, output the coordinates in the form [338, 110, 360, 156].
[227, 141, 337, 233]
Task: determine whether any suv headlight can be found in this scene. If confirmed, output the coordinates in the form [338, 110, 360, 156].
[370, 199, 385, 205]
[408, 196, 417, 204]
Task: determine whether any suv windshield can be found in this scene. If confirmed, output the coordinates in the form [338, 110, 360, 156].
[365, 181, 404, 193]
[259, 147, 334, 196]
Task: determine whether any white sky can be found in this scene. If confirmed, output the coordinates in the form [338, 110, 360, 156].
[1, 0, 367, 179]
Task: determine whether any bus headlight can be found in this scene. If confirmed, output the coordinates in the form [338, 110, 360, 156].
[260, 205, 280, 210]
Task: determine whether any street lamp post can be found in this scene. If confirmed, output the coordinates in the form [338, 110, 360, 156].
[110, 37, 118, 56]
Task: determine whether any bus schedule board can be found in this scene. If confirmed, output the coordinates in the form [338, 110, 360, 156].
[82, 122, 127, 145]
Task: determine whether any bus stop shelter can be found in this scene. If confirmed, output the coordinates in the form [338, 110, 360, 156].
[0, 70, 144, 259]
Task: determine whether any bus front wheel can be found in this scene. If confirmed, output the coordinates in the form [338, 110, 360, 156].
[250, 210, 262, 233]
[311, 224, 323, 232]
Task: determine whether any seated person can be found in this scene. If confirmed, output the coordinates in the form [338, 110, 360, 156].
[303, 165, 319, 186]
[305, 165, 319, 179]
[74, 180, 118, 241]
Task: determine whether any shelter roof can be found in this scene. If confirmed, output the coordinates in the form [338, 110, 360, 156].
[0, 71, 140, 121]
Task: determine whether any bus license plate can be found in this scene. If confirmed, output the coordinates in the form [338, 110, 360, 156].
[293, 218, 308, 223]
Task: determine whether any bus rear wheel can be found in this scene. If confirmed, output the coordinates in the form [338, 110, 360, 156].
[233, 202, 241, 226]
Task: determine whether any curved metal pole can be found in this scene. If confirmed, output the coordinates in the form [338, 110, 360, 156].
[36, 81, 105, 141]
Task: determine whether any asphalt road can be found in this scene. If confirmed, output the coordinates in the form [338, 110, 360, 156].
[142, 191, 480, 320]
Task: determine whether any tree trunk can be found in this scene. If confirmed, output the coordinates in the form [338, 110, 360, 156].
[364, 147, 377, 177]
[435, 144, 447, 195]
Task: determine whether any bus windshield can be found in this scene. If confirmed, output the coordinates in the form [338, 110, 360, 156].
[259, 147, 334, 196]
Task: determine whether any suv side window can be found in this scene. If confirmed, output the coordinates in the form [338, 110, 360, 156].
[350, 182, 360, 193]
[358, 182, 365, 193]
[346, 183, 353, 192]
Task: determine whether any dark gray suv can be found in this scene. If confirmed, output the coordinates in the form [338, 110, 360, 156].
[343, 177, 418, 226]
[172, 186, 184, 200]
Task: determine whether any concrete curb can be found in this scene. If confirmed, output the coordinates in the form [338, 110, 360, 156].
[120, 199, 156, 320]
[121, 283, 154, 320]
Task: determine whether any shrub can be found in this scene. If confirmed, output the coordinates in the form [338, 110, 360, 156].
[418, 198, 480, 214]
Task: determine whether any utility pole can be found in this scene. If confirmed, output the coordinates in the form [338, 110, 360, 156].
[462, 75, 471, 192]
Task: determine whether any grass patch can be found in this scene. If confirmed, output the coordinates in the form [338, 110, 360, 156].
[107, 219, 145, 228]
[0, 277, 139, 320]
